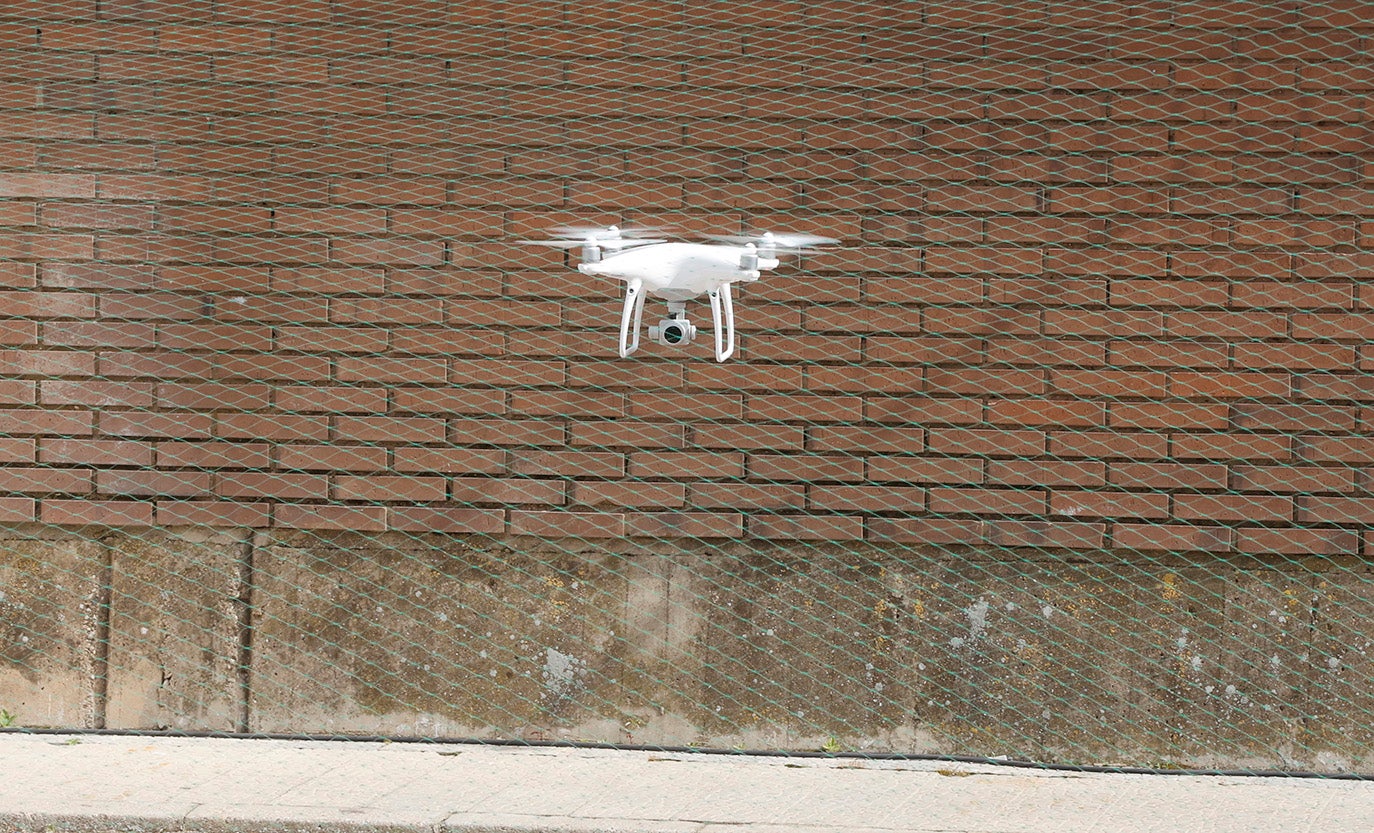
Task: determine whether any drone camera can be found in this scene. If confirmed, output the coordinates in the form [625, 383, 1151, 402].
[649, 316, 697, 347]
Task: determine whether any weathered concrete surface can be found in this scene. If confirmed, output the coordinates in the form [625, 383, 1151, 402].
[4, 527, 1374, 770]
[4, 733, 1374, 833]
[104, 528, 244, 731]
[0, 531, 103, 728]
[249, 533, 628, 738]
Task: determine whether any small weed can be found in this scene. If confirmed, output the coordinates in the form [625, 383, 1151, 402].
[820, 736, 842, 754]
[0, 709, 14, 728]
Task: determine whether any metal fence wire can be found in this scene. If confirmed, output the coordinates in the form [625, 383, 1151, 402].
[2, 0, 1374, 774]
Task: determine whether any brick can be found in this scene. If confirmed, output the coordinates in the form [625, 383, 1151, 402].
[807, 366, 925, 395]
[160, 325, 272, 352]
[1314, 458, 1373, 501]
[272, 387, 385, 414]
[748, 394, 863, 423]
[687, 365, 802, 395]
[97, 470, 209, 497]
[510, 390, 622, 418]
[867, 455, 984, 485]
[1174, 494, 1293, 524]
[0, 349, 94, 377]
[988, 400, 1105, 428]
[987, 460, 1106, 488]
[1170, 371, 1291, 399]
[387, 505, 505, 534]
[689, 482, 805, 510]
[511, 450, 623, 478]
[868, 516, 985, 545]
[213, 354, 330, 383]
[0, 467, 90, 494]
[337, 356, 447, 385]
[627, 393, 740, 421]
[277, 444, 388, 472]
[216, 472, 326, 501]
[0, 408, 91, 435]
[988, 520, 1107, 549]
[1113, 523, 1233, 552]
[1236, 527, 1359, 557]
[1051, 491, 1170, 520]
[216, 413, 328, 443]
[808, 484, 925, 512]
[41, 499, 152, 526]
[101, 411, 211, 440]
[42, 380, 153, 407]
[1172, 433, 1291, 461]
[1292, 313, 1374, 340]
[1170, 311, 1288, 339]
[1233, 465, 1354, 494]
[332, 474, 445, 502]
[1109, 462, 1228, 490]
[572, 481, 685, 509]
[693, 424, 805, 451]
[865, 336, 982, 365]
[927, 368, 1045, 396]
[631, 451, 744, 479]
[1052, 369, 1165, 398]
[808, 426, 924, 454]
[40, 439, 151, 467]
[333, 416, 446, 444]
[157, 382, 270, 410]
[929, 428, 1045, 457]
[568, 420, 679, 449]
[156, 442, 269, 469]
[392, 388, 505, 416]
[1044, 309, 1163, 338]
[1233, 403, 1357, 432]
[1236, 343, 1354, 371]
[626, 512, 743, 539]
[1300, 493, 1374, 525]
[155, 500, 270, 528]
[0, 291, 94, 319]
[509, 510, 624, 538]
[748, 453, 862, 483]
[747, 515, 863, 541]
[929, 487, 1045, 515]
[275, 504, 386, 532]
[450, 477, 563, 506]
[1109, 402, 1229, 430]
[986, 337, 1106, 368]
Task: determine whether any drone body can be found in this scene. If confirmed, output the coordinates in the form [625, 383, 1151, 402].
[525, 226, 833, 362]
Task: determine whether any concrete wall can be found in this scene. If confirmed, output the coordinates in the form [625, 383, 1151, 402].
[2, 526, 1371, 772]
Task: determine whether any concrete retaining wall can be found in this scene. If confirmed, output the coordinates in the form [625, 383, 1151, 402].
[1, 526, 1370, 772]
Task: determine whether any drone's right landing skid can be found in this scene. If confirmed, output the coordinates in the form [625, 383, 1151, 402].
[708, 283, 735, 362]
[618, 278, 647, 358]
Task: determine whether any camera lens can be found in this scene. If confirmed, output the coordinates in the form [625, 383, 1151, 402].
[662, 323, 686, 344]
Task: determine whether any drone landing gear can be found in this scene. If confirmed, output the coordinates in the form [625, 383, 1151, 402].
[707, 283, 735, 362]
[617, 279, 648, 358]
[618, 284, 735, 362]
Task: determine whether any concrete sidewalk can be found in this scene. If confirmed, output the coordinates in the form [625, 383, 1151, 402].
[2, 733, 1373, 832]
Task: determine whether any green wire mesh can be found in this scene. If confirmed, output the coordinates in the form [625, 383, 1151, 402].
[0, 0, 1373, 772]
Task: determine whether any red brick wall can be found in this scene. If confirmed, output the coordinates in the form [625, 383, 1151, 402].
[0, 1, 1370, 555]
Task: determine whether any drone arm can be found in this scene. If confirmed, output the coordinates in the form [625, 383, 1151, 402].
[618, 278, 646, 358]
[708, 282, 735, 362]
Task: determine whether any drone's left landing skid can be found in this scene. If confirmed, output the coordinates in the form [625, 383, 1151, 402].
[618, 279, 647, 358]
[708, 283, 735, 362]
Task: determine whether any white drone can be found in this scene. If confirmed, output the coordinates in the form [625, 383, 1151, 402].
[525, 225, 836, 362]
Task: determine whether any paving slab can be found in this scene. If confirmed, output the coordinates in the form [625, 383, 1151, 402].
[1, 732, 1373, 832]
